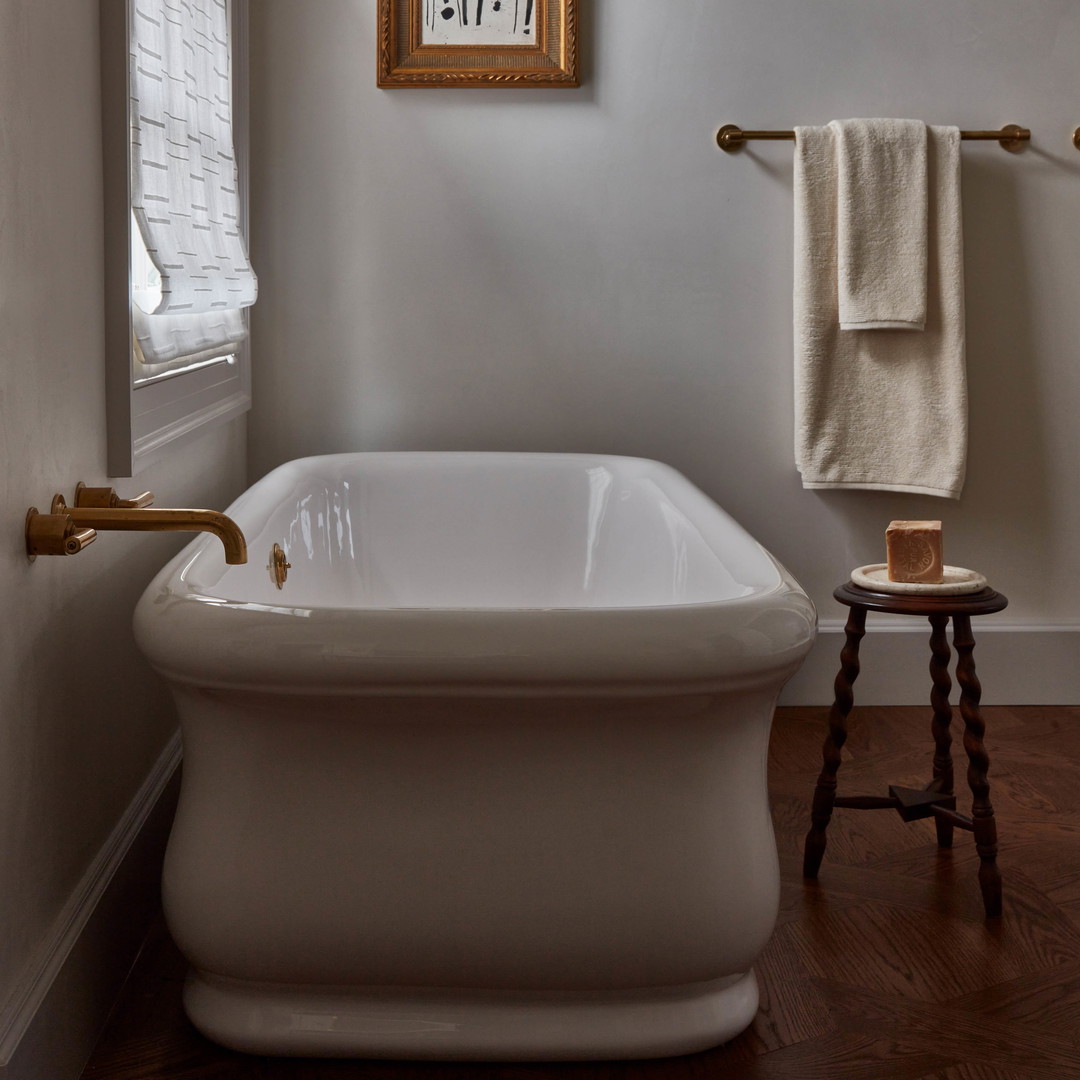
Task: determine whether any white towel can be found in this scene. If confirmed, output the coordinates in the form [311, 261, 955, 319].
[832, 118, 928, 331]
[793, 123, 967, 499]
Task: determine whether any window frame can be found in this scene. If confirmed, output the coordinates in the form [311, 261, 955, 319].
[100, 0, 252, 477]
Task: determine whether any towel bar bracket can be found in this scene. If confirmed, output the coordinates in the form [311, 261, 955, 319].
[717, 123, 1030, 153]
[993, 124, 1029, 152]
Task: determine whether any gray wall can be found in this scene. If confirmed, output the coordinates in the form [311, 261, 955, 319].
[248, 0, 1080, 678]
[0, 1, 246, 1062]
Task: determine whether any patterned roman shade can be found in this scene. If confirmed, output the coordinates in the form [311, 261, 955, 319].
[130, 0, 256, 366]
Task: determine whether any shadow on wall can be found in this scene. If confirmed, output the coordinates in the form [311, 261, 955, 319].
[24, 539, 182, 828]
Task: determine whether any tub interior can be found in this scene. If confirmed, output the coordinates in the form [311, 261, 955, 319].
[179, 454, 783, 609]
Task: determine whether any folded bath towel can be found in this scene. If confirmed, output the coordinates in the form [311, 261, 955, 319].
[832, 118, 928, 331]
[793, 123, 967, 499]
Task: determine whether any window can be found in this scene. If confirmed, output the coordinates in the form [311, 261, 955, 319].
[101, 0, 253, 476]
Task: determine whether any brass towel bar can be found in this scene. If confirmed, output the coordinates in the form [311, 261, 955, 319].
[717, 123, 1030, 153]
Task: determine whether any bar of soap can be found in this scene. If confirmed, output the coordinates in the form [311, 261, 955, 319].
[886, 520, 944, 584]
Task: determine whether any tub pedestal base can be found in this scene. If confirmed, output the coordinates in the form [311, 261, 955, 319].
[183, 968, 759, 1060]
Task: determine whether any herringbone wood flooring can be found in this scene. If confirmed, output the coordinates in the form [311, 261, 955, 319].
[82, 707, 1080, 1079]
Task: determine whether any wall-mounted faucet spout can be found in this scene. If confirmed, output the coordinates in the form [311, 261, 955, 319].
[60, 506, 248, 564]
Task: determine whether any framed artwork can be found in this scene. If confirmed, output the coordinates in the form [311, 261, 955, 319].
[378, 0, 578, 87]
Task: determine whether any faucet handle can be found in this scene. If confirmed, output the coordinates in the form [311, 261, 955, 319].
[63, 527, 97, 555]
[74, 482, 154, 509]
[25, 508, 98, 561]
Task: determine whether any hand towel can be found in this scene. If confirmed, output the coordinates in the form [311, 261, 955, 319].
[793, 123, 967, 499]
[832, 118, 928, 331]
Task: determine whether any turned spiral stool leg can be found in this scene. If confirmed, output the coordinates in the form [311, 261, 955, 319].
[953, 614, 1003, 918]
[803, 605, 866, 878]
[927, 613, 955, 848]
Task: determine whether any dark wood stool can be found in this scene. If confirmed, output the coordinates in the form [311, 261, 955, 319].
[802, 582, 1009, 917]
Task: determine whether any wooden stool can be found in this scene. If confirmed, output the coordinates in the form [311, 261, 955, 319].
[802, 582, 1009, 918]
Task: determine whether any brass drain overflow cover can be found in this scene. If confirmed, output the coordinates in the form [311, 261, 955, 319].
[268, 543, 291, 589]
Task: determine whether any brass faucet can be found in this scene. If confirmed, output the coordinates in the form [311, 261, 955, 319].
[26, 485, 248, 564]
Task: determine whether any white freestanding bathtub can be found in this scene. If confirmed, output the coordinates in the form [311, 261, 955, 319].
[134, 452, 816, 1060]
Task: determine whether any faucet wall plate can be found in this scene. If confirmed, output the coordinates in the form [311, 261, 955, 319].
[25, 505, 97, 559]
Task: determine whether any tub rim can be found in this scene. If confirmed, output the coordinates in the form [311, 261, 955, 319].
[135, 452, 817, 696]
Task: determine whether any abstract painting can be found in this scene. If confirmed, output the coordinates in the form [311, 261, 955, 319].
[378, 0, 578, 87]
[422, 0, 537, 47]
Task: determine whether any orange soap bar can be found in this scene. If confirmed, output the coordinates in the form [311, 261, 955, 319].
[886, 520, 944, 584]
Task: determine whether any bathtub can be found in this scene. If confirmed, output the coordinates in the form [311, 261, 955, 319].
[134, 452, 816, 1060]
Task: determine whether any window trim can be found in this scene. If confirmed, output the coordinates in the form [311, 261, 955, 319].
[101, 0, 252, 477]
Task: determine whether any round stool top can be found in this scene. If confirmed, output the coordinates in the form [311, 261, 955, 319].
[834, 581, 1008, 617]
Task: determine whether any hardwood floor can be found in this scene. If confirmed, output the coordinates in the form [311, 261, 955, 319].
[81, 706, 1080, 1079]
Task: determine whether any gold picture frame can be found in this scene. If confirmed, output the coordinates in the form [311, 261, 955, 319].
[378, 0, 578, 88]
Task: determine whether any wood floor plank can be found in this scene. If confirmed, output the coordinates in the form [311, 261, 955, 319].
[985, 760, 1062, 817]
[718, 1029, 951, 1080]
[1062, 899, 1080, 935]
[779, 852, 989, 922]
[740, 921, 837, 1055]
[977, 866, 1080, 967]
[774, 866, 865, 927]
[798, 797, 938, 867]
[945, 958, 1080, 1030]
[982, 706, 1080, 747]
[817, 980, 1080, 1079]
[787, 899, 1040, 1003]
[913, 1064, 1047, 1080]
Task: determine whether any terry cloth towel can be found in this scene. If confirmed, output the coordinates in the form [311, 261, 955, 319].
[832, 118, 928, 330]
[793, 123, 967, 499]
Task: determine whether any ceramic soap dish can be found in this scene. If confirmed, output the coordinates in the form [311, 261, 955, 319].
[851, 564, 988, 596]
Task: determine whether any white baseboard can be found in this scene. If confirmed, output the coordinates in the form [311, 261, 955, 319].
[0, 731, 181, 1080]
[780, 623, 1080, 706]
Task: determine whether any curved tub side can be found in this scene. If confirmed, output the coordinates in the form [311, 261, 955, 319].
[162, 685, 782, 999]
